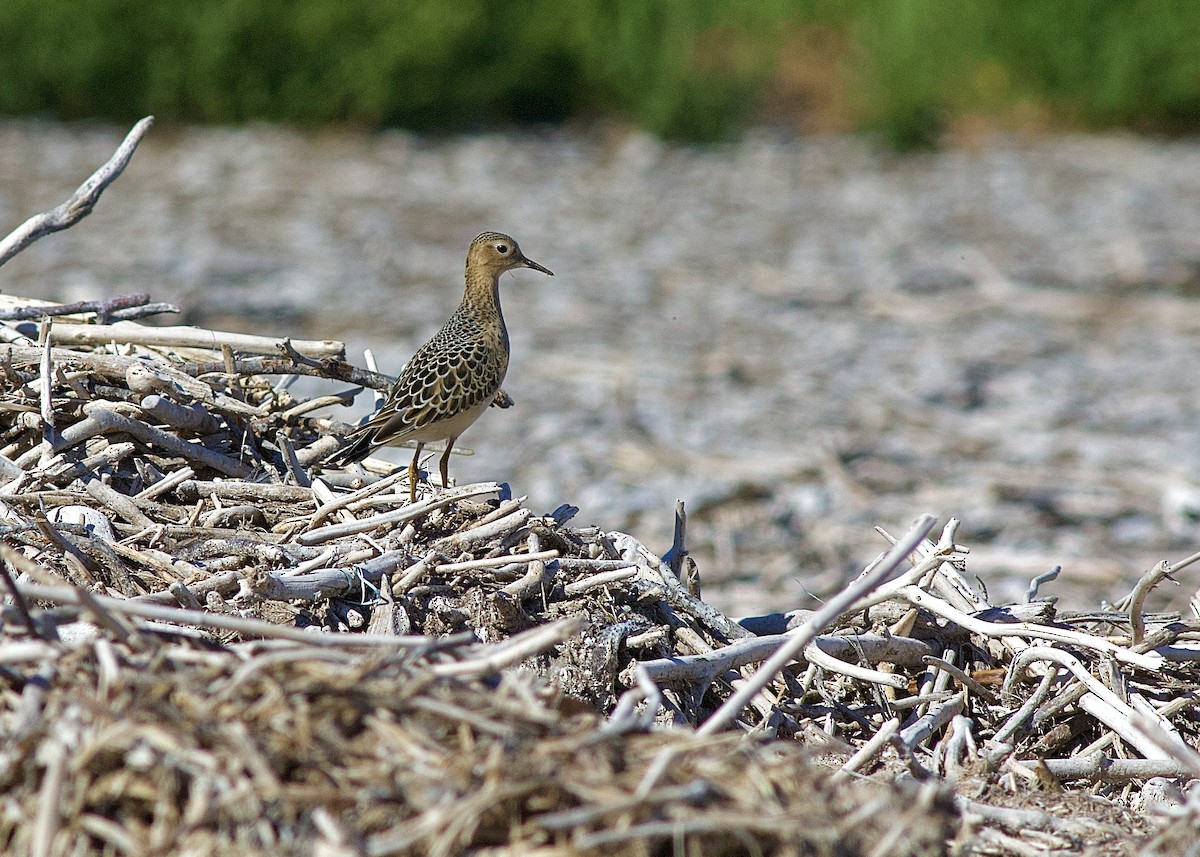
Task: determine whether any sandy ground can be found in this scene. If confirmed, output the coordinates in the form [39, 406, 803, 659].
[3, 119, 1200, 619]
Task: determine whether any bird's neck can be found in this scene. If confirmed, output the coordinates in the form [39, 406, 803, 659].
[460, 269, 506, 336]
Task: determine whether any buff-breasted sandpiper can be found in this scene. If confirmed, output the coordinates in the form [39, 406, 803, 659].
[328, 231, 552, 502]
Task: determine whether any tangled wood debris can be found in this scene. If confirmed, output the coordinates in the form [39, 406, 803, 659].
[2, 117, 1200, 857]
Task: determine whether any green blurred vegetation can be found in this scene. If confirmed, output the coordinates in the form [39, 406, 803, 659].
[0, 0, 1198, 146]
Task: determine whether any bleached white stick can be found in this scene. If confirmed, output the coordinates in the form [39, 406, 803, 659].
[803, 642, 908, 689]
[48, 321, 343, 358]
[0, 117, 154, 267]
[833, 717, 901, 781]
[298, 482, 502, 545]
[1008, 646, 1172, 760]
[899, 587, 1163, 670]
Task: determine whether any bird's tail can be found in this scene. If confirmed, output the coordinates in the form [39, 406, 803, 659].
[324, 430, 375, 468]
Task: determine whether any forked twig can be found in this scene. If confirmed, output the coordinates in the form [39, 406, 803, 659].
[900, 586, 1163, 670]
[1125, 547, 1200, 644]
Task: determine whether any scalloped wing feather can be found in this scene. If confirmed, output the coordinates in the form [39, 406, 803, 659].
[330, 330, 506, 464]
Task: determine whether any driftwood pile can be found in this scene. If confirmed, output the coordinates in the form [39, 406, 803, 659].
[2, 118, 1200, 857]
[0, 295, 971, 856]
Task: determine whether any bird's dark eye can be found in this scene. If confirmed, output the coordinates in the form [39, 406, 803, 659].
[496, 244, 509, 254]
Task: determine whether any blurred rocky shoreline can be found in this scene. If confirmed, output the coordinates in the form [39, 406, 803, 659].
[3, 118, 1200, 616]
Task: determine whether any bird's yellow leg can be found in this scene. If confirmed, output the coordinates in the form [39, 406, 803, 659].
[408, 441, 425, 505]
[439, 438, 456, 491]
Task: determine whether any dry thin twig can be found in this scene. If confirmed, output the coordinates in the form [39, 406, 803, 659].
[49, 321, 344, 359]
[0, 117, 154, 268]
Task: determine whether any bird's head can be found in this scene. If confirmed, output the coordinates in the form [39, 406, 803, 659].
[469, 231, 554, 279]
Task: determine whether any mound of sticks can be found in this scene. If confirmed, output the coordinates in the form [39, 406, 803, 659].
[2, 117, 1200, 857]
[0, 296, 1197, 855]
